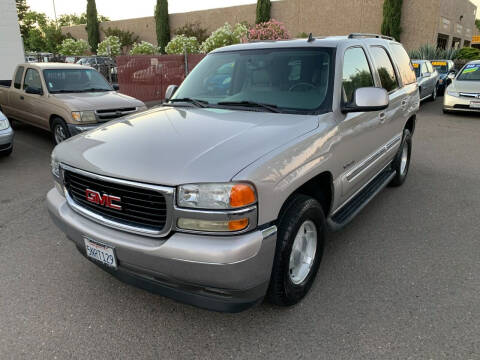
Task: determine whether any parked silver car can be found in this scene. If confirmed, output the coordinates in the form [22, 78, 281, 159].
[444, 60, 480, 113]
[412, 60, 440, 101]
[48, 34, 419, 312]
[0, 110, 14, 156]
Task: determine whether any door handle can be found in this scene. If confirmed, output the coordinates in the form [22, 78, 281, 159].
[20, 96, 24, 100]
[379, 112, 386, 123]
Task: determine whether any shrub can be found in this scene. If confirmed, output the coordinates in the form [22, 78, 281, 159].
[102, 27, 139, 51]
[58, 38, 90, 56]
[165, 35, 199, 54]
[408, 44, 458, 60]
[200, 23, 248, 53]
[174, 22, 208, 43]
[130, 41, 158, 55]
[455, 47, 480, 60]
[97, 36, 121, 56]
[247, 19, 290, 41]
[296, 32, 309, 38]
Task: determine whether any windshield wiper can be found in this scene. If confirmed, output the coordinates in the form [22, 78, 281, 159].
[168, 98, 209, 108]
[79, 88, 111, 93]
[217, 101, 281, 113]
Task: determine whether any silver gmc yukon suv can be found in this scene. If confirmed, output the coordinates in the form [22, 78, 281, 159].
[47, 34, 419, 312]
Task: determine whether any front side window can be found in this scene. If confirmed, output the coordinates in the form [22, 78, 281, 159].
[23, 69, 42, 91]
[412, 62, 420, 78]
[457, 63, 480, 81]
[171, 48, 335, 113]
[369, 46, 399, 92]
[14, 66, 24, 89]
[342, 47, 374, 104]
[43, 69, 112, 93]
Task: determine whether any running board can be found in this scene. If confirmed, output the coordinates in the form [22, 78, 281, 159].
[327, 169, 396, 231]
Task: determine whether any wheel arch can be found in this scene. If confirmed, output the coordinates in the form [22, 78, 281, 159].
[405, 114, 416, 136]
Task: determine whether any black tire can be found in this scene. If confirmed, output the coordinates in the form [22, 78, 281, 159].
[429, 85, 437, 102]
[1, 147, 13, 157]
[389, 129, 412, 187]
[267, 194, 325, 306]
[50, 117, 71, 145]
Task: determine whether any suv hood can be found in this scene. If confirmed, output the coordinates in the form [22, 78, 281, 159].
[51, 91, 144, 111]
[53, 106, 319, 186]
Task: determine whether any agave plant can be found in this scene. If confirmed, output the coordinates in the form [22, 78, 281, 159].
[408, 44, 458, 60]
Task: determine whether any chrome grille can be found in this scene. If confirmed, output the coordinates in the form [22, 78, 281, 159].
[95, 107, 137, 120]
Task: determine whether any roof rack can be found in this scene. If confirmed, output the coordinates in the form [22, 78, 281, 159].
[348, 33, 395, 41]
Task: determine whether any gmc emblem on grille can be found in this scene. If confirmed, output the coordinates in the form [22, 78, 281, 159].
[85, 189, 122, 210]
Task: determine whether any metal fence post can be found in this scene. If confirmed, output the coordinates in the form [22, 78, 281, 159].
[184, 45, 189, 77]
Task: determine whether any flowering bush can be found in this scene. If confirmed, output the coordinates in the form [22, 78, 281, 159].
[97, 36, 121, 56]
[130, 41, 158, 55]
[165, 35, 199, 54]
[58, 39, 89, 56]
[200, 23, 248, 53]
[247, 19, 290, 41]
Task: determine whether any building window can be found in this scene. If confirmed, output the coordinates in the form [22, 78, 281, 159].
[464, 40, 471, 47]
[452, 37, 461, 49]
[437, 34, 449, 49]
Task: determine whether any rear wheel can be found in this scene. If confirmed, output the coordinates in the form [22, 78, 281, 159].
[389, 129, 412, 187]
[267, 194, 325, 306]
[51, 117, 71, 145]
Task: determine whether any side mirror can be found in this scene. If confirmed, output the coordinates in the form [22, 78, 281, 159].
[342, 87, 389, 113]
[447, 72, 456, 80]
[165, 85, 178, 101]
[112, 84, 120, 91]
[25, 86, 43, 95]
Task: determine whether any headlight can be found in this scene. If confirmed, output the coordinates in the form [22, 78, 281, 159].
[447, 90, 459, 97]
[177, 183, 256, 209]
[72, 111, 96, 122]
[0, 118, 10, 131]
[51, 155, 60, 178]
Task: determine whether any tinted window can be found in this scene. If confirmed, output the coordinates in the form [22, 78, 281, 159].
[389, 43, 416, 85]
[172, 48, 334, 113]
[370, 46, 399, 92]
[342, 47, 374, 104]
[412, 63, 420, 78]
[457, 63, 480, 81]
[43, 69, 112, 93]
[432, 61, 448, 74]
[23, 69, 42, 91]
[14, 66, 24, 89]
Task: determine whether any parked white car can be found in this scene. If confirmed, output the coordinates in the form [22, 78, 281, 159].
[0, 110, 14, 156]
[444, 60, 480, 113]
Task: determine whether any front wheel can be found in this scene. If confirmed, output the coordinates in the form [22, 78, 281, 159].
[267, 194, 325, 306]
[389, 129, 412, 187]
[51, 117, 71, 145]
[430, 85, 437, 102]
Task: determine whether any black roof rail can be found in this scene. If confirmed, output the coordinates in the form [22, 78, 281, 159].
[348, 33, 395, 41]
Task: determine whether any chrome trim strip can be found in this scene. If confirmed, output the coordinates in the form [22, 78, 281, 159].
[261, 225, 277, 239]
[60, 164, 174, 238]
[459, 92, 479, 98]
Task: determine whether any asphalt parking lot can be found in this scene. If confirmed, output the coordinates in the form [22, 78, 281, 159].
[0, 100, 479, 359]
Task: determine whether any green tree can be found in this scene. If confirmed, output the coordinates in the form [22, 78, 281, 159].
[256, 0, 271, 24]
[381, 0, 402, 41]
[86, 0, 100, 52]
[102, 27, 139, 52]
[174, 22, 208, 43]
[97, 36, 121, 56]
[59, 38, 90, 56]
[155, 0, 170, 53]
[475, 19, 480, 32]
[16, 0, 31, 39]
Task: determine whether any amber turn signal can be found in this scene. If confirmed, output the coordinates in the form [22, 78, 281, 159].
[229, 184, 256, 208]
[228, 218, 249, 231]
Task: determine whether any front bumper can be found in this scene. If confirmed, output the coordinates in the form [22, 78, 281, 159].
[46, 188, 277, 312]
[444, 93, 480, 113]
[67, 123, 102, 137]
[0, 127, 14, 151]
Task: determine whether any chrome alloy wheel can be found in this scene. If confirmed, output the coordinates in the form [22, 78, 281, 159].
[54, 124, 67, 144]
[400, 141, 409, 175]
[289, 220, 317, 285]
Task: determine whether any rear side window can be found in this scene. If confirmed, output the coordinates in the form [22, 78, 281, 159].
[389, 43, 416, 85]
[369, 46, 399, 92]
[14, 67, 24, 89]
[23, 69, 43, 91]
[342, 47, 374, 104]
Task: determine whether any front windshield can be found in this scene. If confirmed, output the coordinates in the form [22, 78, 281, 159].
[412, 63, 420, 78]
[432, 61, 449, 74]
[43, 69, 112, 93]
[457, 64, 480, 81]
[172, 48, 334, 113]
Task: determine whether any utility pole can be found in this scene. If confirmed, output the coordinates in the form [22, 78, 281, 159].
[52, 0, 58, 26]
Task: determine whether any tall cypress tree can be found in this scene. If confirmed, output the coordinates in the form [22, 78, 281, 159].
[256, 0, 271, 24]
[155, 0, 170, 53]
[381, 0, 402, 41]
[86, 0, 100, 53]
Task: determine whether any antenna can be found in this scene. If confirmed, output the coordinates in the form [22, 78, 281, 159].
[307, 33, 315, 42]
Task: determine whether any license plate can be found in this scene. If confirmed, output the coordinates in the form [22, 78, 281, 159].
[84, 237, 117, 269]
[470, 101, 480, 108]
